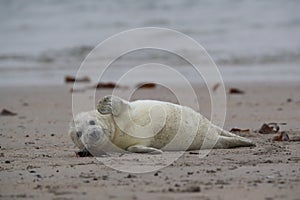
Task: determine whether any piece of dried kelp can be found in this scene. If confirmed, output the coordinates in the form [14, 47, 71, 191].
[136, 83, 156, 89]
[229, 88, 244, 94]
[259, 123, 280, 134]
[65, 75, 90, 83]
[0, 109, 17, 116]
[273, 132, 290, 141]
[94, 82, 119, 89]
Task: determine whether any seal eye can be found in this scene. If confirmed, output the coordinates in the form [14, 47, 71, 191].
[89, 120, 96, 125]
[76, 131, 82, 138]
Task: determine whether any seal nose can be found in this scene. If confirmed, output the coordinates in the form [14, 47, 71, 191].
[89, 129, 102, 141]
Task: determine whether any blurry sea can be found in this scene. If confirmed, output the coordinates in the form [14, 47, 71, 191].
[0, 0, 300, 85]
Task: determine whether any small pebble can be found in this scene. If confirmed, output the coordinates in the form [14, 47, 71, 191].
[126, 174, 136, 178]
[206, 170, 216, 173]
[264, 160, 273, 163]
[36, 174, 42, 178]
[186, 186, 201, 192]
[34, 185, 42, 190]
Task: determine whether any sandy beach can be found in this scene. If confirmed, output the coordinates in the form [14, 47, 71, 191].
[0, 82, 299, 200]
[1, 0, 300, 199]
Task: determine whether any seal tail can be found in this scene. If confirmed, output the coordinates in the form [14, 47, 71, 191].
[214, 128, 255, 149]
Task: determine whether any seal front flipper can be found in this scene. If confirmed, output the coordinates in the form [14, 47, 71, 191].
[97, 95, 126, 116]
[127, 145, 163, 154]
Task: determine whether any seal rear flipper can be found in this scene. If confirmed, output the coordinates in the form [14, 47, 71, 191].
[127, 145, 163, 154]
[214, 135, 255, 149]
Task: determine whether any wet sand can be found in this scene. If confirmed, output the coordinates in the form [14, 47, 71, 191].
[0, 83, 300, 200]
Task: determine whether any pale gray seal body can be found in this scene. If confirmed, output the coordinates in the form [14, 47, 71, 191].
[69, 96, 255, 154]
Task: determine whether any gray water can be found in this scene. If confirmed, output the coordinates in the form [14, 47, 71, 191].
[1, 0, 300, 85]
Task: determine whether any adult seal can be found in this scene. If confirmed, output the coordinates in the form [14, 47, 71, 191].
[69, 96, 255, 155]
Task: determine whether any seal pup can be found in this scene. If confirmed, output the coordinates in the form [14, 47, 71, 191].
[69, 96, 255, 155]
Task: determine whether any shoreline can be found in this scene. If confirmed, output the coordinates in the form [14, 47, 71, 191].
[1, 64, 300, 87]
